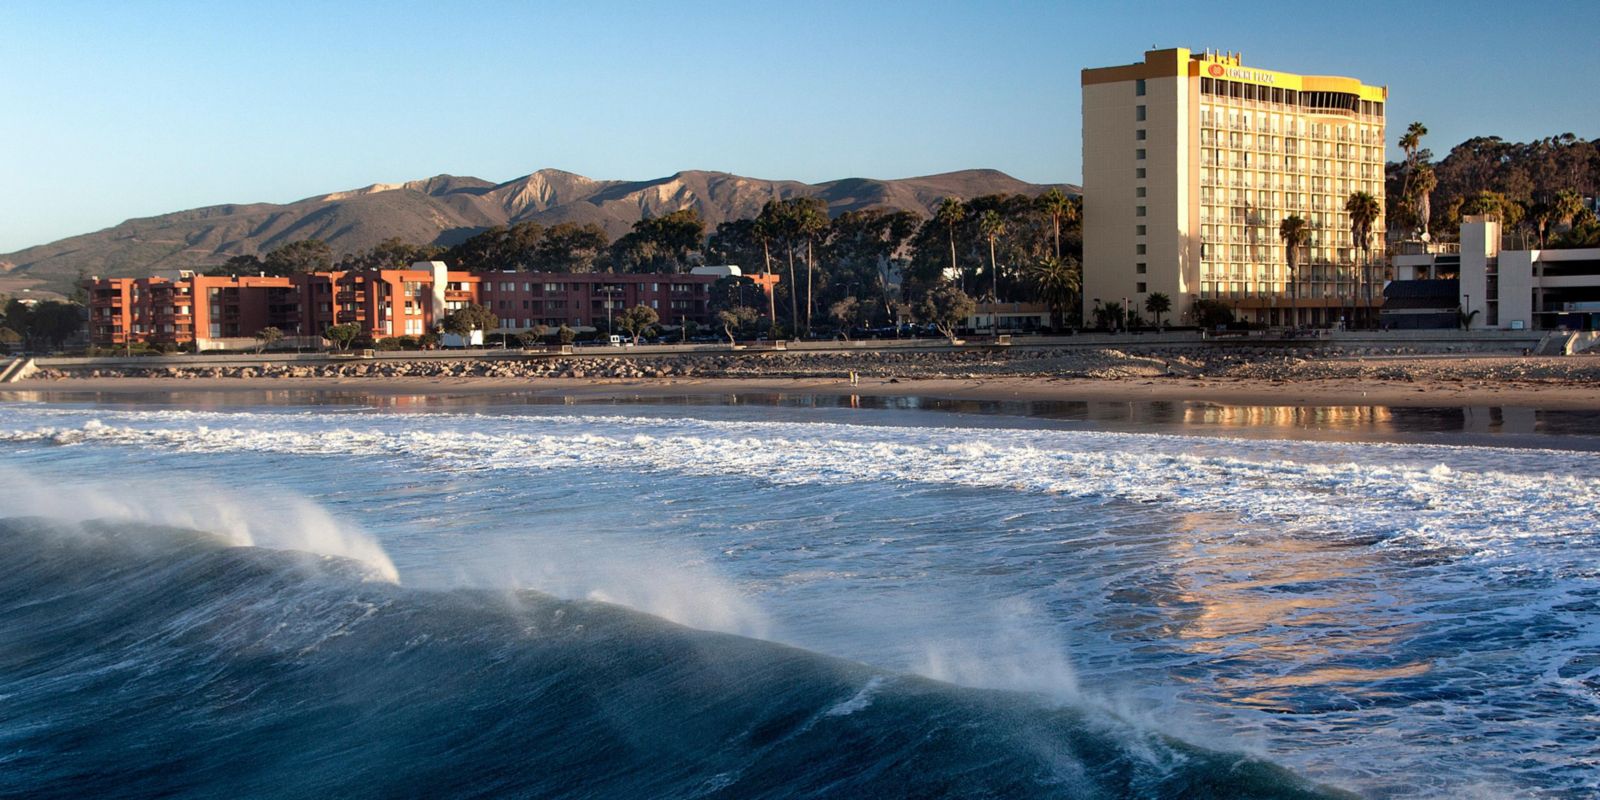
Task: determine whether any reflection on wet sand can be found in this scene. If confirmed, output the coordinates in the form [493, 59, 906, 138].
[1, 388, 1596, 448]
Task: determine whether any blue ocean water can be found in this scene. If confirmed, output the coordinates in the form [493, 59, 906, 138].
[0, 394, 1596, 798]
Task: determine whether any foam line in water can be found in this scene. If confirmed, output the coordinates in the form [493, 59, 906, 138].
[1, 408, 1593, 555]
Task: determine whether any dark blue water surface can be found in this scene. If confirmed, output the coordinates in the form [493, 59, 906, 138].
[0, 392, 1596, 798]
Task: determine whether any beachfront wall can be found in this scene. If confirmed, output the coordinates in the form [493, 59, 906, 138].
[83, 265, 719, 347]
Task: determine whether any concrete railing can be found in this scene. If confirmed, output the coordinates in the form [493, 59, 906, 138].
[1563, 331, 1600, 356]
[0, 357, 38, 383]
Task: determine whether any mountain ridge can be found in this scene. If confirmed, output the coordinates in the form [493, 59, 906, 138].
[0, 168, 1077, 289]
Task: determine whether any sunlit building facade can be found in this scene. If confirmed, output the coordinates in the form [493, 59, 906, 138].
[84, 263, 717, 349]
[1082, 48, 1387, 327]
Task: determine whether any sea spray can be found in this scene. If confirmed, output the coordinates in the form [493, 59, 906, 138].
[0, 465, 398, 582]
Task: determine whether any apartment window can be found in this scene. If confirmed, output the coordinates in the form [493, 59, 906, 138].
[1135, 79, 1146, 96]
[1136, 244, 1147, 255]
[1136, 167, 1146, 179]
[1136, 282, 1148, 293]
[1136, 206, 1147, 217]
[1136, 105, 1146, 122]
[1136, 263, 1147, 274]
[1136, 149, 1146, 160]
[1135, 187, 1146, 198]
[1136, 129, 1147, 141]
[1136, 225, 1146, 235]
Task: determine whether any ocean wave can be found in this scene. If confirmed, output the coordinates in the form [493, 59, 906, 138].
[1, 408, 1594, 556]
[0, 517, 1353, 799]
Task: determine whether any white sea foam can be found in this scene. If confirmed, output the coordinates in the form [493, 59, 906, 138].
[1, 407, 1593, 558]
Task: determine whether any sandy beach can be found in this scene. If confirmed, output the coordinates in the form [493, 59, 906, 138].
[7, 344, 1600, 410]
[7, 370, 1600, 410]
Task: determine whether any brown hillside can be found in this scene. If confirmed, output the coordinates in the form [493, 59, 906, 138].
[2, 168, 1076, 290]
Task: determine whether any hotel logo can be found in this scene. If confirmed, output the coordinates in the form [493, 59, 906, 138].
[1207, 63, 1276, 84]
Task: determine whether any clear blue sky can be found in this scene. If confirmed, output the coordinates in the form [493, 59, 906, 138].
[3, 0, 1597, 253]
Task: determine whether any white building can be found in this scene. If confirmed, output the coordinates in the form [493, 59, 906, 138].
[1396, 216, 1600, 330]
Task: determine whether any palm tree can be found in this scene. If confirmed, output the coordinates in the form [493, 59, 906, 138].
[1529, 200, 1555, 248]
[1026, 256, 1080, 331]
[1144, 292, 1171, 330]
[1279, 214, 1309, 328]
[934, 197, 967, 288]
[979, 210, 1007, 336]
[1412, 166, 1437, 238]
[1345, 191, 1381, 327]
[792, 197, 829, 336]
[1399, 122, 1429, 237]
[1099, 301, 1124, 333]
[1035, 188, 1078, 262]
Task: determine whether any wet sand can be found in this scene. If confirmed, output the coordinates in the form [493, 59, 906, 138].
[6, 373, 1599, 410]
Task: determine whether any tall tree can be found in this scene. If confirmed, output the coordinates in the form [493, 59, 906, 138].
[1035, 188, 1079, 262]
[1345, 191, 1381, 326]
[448, 222, 543, 270]
[264, 239, 333, 275]
[1143, 292, 1171, 329]
[757, 200, 799, 332]
[978, 210, 1007, 335]
[1412, 165, 1437, 237]
[917, 283, 975, 341]
[615, 304, 659, 345]
[533, 223, 609, 272]
[791, 197, 829, 335]
[933, 197, 967, 288]
[339, 237, 445, 270]
[1278, 214, 1309, 328]
[1025, 256, 1079, 331]
[1553, 189, 1585, 232]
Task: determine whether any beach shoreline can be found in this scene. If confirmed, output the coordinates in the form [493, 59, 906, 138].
[6, 373, 1600, 410]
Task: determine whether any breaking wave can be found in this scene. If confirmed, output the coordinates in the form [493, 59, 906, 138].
[0, 517, 1352, 799]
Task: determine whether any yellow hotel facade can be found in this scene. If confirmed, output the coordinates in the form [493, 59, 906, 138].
[1081, 48, 1387, 328]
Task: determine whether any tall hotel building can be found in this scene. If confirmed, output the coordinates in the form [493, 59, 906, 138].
[1081, 48, 1387, 327]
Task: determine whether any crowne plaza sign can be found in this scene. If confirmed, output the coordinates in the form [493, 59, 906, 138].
[1206, 62, 1277, 84]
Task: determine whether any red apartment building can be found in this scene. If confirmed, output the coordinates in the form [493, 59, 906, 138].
[84, 263, 718, 348]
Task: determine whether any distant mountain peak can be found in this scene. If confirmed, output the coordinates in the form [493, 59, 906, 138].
[2, 168, 1077, 290]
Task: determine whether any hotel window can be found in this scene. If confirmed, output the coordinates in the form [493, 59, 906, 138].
[1136, 263, 1147, 274]
[1136, 283, 1147, 294]
[1136, 206, 1146, 217]
[1136, 149, 1146, 160]
[1135, 187, 1146, 198]
[1136, 244, 1147, 255]
[1136, 225, 1146, 236]
[1135, 129, 1146, 141]
[1135, 105, 1146, 122]
[1135, 79, 1146, 96]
